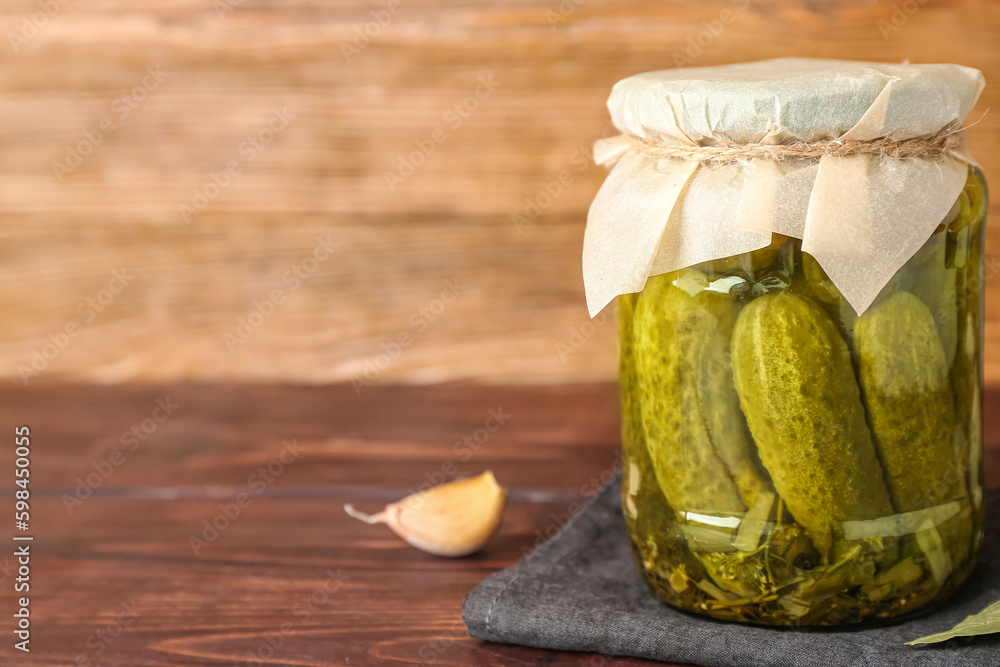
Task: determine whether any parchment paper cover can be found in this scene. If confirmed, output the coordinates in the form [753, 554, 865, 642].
[584, 58, 985, 316]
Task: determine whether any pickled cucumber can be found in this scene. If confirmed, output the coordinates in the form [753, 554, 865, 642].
[617, 292, 643, 504]
[633, 273, 772, 515]
[730, 292, 895, 559]
[856, 291, 974, 569]
[952, 170, 987, 481]
[618, 293, 709, 601]
[952, 169, 988, 235]
[947, 170, 986, 556]
[801, 253, 841, 306]
[899, 231, 958, 369]
[856, 291, 961, 510]
[798, 252, 860, 350]
[631, 277, 802, 600]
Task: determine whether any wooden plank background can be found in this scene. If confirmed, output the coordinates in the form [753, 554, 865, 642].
[1, 0, 998, 384]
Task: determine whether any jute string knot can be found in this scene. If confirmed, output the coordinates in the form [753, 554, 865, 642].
[624, 128, 967, 164]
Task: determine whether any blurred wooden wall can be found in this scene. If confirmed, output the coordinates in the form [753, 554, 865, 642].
[1, 0, 998, 385]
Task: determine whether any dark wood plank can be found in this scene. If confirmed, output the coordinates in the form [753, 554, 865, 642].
[0, 383, 621, 493]
[0, 497, 655, 666]
[0, 382, 650, 665]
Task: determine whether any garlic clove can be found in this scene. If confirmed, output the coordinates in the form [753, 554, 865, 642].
[344, 471, 506, 557]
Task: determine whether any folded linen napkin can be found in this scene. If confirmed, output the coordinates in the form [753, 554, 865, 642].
[463, 475, 999, 666]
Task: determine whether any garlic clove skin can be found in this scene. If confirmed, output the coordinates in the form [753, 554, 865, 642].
[344, 471, 506, 557]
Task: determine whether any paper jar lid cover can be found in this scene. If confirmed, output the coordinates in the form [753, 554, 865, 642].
[606, 58, 984, 145]
[584, 58, 986, 318]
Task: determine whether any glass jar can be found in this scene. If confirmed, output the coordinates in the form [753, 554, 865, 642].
[618, 167, 987, 626]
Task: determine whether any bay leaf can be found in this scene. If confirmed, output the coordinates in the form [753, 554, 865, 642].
[907, 599, 1000, 645]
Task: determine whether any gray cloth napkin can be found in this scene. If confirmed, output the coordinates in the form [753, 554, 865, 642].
[463, 476, 999, 666]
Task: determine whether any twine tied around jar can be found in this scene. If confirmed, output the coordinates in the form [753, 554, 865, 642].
[621, 127, 969, 164]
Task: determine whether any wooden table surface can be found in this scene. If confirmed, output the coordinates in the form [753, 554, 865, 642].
[2, 382, 998, 666]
